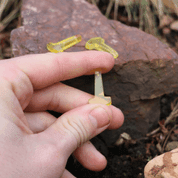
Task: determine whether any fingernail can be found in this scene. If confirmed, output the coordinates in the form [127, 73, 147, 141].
[89, 107, 111, 128]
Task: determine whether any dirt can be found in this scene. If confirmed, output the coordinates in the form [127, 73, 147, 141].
[1, 1, 178, 177]
[65, 93, 178, 178]
[66, 140, 148, 178]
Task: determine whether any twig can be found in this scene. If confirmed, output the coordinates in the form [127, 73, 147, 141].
[114, 0, 120, 20]
[125, 0, 132, 22]
[162, 124, 177, 153]
[165, 102, 178, 125]
[0, 1, 21, 32]
[147, 101, 178, 137]
[172, 0, 178, 16]
[139, 0, 144, 31]
[145, 0, 156, 34]
[105, 0, 115, 18]
[157, 0, 164, 18]
[0, 0, 8, 21]
[133, 3, 138, 22]
[146, 127, 160, 137]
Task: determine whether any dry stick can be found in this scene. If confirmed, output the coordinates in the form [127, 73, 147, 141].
[0, 1, 21, 32]
[105, 0, 115, 18]
[114, 0, 120, 20]
[0, 0, 16, 21]
[146, 127, 160, 137]
[5, 0, 16, 14]
[144, 0, 155, 34]
[165, 103, 178, 125]
[151, 0, 164, 33]
[125, 0, 132, 22]
[143, 3, 150, 33]
[162, 124, 177, 153]
[157, 0, 164, 18]
[0, 0, 9, 21]
[139, 0, 144, 31]
[140, 0, 156, 35]
[133, 3, 138, 22]
[172, 0, 178, 16]
[147, 102, 178, 137]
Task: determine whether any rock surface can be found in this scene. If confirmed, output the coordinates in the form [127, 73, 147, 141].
[144, 148, 178, 178]
[11, 0, 178, 144]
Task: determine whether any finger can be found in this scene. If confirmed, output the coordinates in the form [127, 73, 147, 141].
[0, 51, 114, 130]
[25, 111, 109, 171]
[109, 105, 124, 129]
[25, 111, 108, 171]
[25, 83, 124, 130]
[61, 169, 76, 178]
[13, 51, 114, 89]
[25, 82, 92, 113]
[73, 141, 107, 171]
[25, 112, 56, 133]
[41, 104, 122, 158]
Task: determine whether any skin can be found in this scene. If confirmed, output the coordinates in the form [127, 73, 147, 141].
[0, 51, 124, 178]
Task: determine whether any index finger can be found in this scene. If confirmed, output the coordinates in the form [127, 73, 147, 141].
[13, 51, 115, 89]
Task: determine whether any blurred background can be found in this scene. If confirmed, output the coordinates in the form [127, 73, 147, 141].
[0, 0, 178, 59]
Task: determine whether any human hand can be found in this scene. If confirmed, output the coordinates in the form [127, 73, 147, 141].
[0, 51, 124, 178]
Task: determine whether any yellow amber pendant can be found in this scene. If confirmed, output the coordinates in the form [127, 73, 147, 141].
[47, 34, 82, 53]
[85, 37, 118, 59]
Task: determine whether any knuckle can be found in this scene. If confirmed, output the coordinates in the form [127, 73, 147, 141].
[60, 115, 93, 147]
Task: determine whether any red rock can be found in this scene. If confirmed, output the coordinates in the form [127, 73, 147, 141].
[10, 0, 178, 144]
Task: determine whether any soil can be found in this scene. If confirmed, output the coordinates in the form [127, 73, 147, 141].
[1, 1, 178, 177]
[66, 139, 149, 178]
[66, 93, 178, 178]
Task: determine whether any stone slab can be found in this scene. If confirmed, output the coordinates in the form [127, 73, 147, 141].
[10, 0, 178, 144]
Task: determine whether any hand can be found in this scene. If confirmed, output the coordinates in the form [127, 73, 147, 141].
[0, 51, 124, 178]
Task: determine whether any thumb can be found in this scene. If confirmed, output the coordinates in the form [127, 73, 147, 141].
[42, 104, 112, 158]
